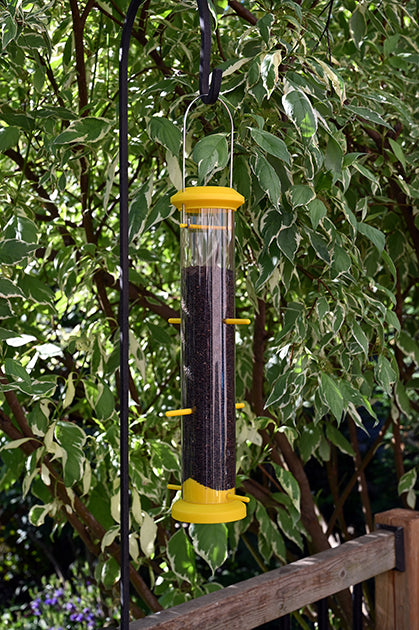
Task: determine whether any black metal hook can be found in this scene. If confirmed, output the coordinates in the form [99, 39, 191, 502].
[197, 0, 223, 104]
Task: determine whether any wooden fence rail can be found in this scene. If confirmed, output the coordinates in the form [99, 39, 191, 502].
[128, 509, 419, 630]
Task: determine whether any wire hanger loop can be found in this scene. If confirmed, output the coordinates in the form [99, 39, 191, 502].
[182, 94, 234, 191]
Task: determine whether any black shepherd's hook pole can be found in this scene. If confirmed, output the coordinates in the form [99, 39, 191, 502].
[118, 1, 222, 628]
[197, 0, 223, 103]
[119, 3, 145, 629]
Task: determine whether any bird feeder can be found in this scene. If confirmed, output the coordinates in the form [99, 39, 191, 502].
[166, 97, 250, 523]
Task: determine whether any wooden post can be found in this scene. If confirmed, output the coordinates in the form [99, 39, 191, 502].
[375, 509, 419, 630]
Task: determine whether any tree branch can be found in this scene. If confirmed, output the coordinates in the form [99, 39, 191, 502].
[4, 148, 75, 247]
[0, 401, 161, 613]
[326, 411, 392, 535]
[228, 0, 258, 25]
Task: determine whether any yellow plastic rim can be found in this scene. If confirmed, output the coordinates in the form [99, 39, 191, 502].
[171, 186, 244, 212]
[170, 478, 248, 524]
[171, 498, 246, 524]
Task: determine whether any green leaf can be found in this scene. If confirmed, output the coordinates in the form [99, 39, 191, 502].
[29, 404, 49, 437]
[249, 128, 291, 165]
[375, 355, 397, 395]
[282, 88, 317, 138]
[260, 207, 290, 246]
[255, 502, 286, 562]
[257, 13, 274, 45]
[95, 382, 115, 420]
[29, 504, 51, 527]
[265, 372, 289, 408]
[0, 126, 19, 151]
[4, 215, 38, 243]
[192, 133, 228, 183]
[325, 136, 343, 173]
[353, 163, 380, 187]
[332, 244, 351, 274]
[2, 15, 17, 49]
[20, 33, 49, 52]
[398, 469, 417, 509]
[346, 105, 392, 130]
[352, 321, 369, 358]
[308, 230, 330, 264]
[100, 556, 120, 589]
[326, 423, 355, 457]
[0, 278, 24, 299]
[357, 221, 385, 254]
[54, 117, 112, 145]
[349, 8, 366, 49]
[388, 138, 406, 170]
[19, 275, 55, 306]
[343, 152, 365, 168]
[0, 240, 38, 264]
[55, 421, 86, 487]
[4, 358, 32, 385]
[255, 247, 278, 291]
[320, 373, 344, 421]
[298, 423, 322, 463]
[308, 198, 327, 229]
[252, 154, 281, 207]
[129, 191, 148, 242]
[140, 512, 157, 558]
[149, 440, 178, 472]
[148, 117, 181, 155]
[276, 507, 303, 549]
[261, 51, 281, 98]
[33, 66, 46, 93]
[275, 224, 299, 263]
[395, 382, 411, 417]
[271, 463, 300, 512]
[385, 309, 400, 332]
[398, 331, 419, 364]
[289, 185, 315, 208]
[167, 529, 197, 584]
[189, 523, 228, 575]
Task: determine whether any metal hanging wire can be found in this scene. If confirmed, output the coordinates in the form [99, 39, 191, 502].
[180, 94, 235, 227]
[181, 94, 234, 191]
[118, 1, 222, 628]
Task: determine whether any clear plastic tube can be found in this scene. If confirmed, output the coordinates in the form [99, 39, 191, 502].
[180, 205, 236, 501]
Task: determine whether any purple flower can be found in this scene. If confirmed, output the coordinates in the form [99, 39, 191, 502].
[45, 596, 59, 606]
[30, 598, 42, 617]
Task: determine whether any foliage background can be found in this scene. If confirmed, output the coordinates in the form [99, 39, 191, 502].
[0, 0, 418, 627]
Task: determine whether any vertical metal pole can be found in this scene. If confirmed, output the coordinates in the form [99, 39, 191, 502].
[317, 597, 329, 630]
[352, 583, 363, 630]
[119, 1, 221, 625]
[278, 614, 291, 629]
[119, 1, 145, 627]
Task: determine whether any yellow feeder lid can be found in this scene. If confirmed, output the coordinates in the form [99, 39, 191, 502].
[171, 186, 244, 212]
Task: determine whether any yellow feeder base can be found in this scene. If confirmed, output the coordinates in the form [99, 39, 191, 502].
[171, 478, 248, 524]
